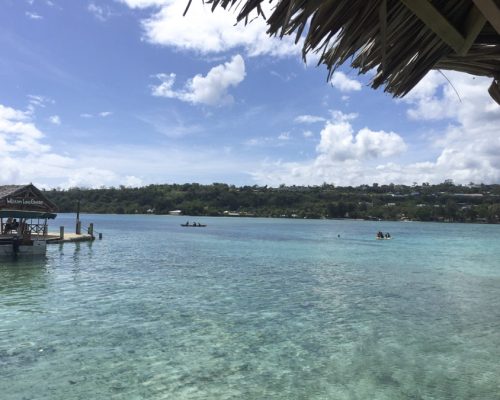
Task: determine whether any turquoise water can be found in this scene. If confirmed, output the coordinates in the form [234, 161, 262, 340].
[1, 215, 500, 399]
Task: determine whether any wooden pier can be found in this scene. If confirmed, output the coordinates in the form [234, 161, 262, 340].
[46, 222, 100, 244]
[46, 232, 95, 244]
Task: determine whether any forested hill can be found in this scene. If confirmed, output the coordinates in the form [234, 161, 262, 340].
[43, 182, 500, 223]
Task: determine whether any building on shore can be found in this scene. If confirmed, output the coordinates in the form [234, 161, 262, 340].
[0, 184, 57, 256]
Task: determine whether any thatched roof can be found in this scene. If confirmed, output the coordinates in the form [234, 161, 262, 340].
[188, 0, 500, 104]
[0, 184, 57, 213]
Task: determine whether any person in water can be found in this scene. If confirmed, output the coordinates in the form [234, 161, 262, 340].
[385, 232, 391, 238]
[377, 231, 384, 238]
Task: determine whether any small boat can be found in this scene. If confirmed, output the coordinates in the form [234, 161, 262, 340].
[180, 223, 207, 227]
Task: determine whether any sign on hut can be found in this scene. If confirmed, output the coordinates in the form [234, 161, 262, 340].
[0, 184, 57, 256]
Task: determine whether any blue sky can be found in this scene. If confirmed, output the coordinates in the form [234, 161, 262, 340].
[1, 0, 499, 188]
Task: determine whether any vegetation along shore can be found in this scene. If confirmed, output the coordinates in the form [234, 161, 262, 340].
[44, 181, 500, 223]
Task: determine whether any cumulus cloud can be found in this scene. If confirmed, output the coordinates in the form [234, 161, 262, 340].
[152, 54, 246, 106]
[0, 104, 49, 153]
[317, 111, 406, 161]
[119, 0, 301, 57]
[401, 71, 500, 183]
[250, 73, 500, 186]
[0, 103, 140, 188]
[330, 72, 362, 92]
[250, 111, 408, 186]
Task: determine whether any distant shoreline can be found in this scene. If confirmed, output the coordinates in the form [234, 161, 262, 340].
[54, 212, 500, 225]
[44, 182, 500, 225]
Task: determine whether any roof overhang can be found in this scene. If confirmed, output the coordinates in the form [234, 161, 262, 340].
[0, 210, 57, 219]
[195, 0, 500, 105]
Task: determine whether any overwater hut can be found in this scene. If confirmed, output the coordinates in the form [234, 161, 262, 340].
[190, 0, 500, 104]
[0, 184, 57, 256]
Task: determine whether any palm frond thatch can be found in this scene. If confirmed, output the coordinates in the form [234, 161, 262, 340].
[189, 0, 500, 104]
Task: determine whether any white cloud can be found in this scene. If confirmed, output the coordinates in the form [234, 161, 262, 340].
[49, 115, 61, 125]
[80, 111, 112, 118]
[0, 104, 49, 153]
[249, 111, 408, 186]
[0, 103, 139, 188]
[399, 71, 500, 183]
[303, 130, 313, 138]
[88, 3, 113, 21]
[244, 135, 290, 147]
[28, 95, 47, 107]
[295, 115, 326, 124]
[316, 111, 406, 161]
[270, 70, 297, 82]
[61, 143, 255, 187]
[26, 12, 43, 19]
[1, 102, 255, 188]
[27, 94, 53, 114]
[278, 131, 290, 140]
[250, 73, 500, 186]
[120, 0, 301, 57]
[119, 0, 167, 7]
[152, 54, 246, 106]
[330, 72, 362, 92]
[244, 137, 274, 147]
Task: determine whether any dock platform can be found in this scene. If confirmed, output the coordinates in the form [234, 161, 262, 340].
[46, 233, 95, 244]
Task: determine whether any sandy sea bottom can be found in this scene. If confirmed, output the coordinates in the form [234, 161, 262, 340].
[1, 215, 500, 399]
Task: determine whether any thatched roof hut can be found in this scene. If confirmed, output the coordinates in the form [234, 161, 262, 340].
[0, 184, 57, 216]
[188, 0, 500, 104]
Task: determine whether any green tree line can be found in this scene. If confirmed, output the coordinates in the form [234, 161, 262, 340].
[43, 181, 500, 223]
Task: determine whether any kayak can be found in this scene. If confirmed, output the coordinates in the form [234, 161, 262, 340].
[181, 224, 207, 227]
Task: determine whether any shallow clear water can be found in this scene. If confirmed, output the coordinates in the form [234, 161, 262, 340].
[1, 215, 500, 399]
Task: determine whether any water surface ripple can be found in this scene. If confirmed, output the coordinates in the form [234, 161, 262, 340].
[1, 215, 499, 399]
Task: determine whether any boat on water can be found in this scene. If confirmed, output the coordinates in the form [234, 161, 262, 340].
[0, 184, 57, 257]
[181, 223, 207, 227]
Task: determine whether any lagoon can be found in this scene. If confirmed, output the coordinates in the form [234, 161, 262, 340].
[1, 215, 500, 399]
